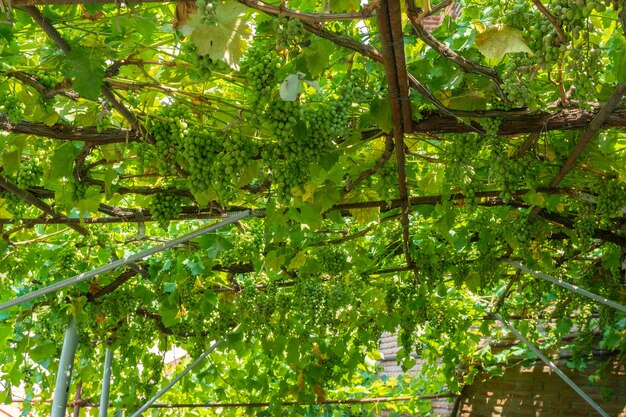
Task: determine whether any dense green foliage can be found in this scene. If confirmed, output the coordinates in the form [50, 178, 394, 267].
[0, 0, 625, 415]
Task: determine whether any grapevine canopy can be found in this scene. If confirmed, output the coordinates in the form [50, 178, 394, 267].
[0, 0, 625, 414]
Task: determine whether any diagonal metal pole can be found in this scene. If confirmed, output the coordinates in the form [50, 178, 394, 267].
[495, 314, 610, 417]
[98, 347, 114, 417]
[0, 210, 252, 312]
[504, 260, 626, 313]
[130, 339, 224, 417]
[51, 315, 79, 417]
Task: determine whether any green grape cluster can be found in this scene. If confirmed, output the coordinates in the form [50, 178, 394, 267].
[377, 159, 399, 197]
[294, 276, 326, 324]
[574, 203, 596, 248]
[448, 134, 481, 164]
[195, 0, 218, 24]
[241, 45, 282, 105]
[596, 179, 626, 217]
[567, 45, 602, 104]
[70, 179, 88, 202]
[129, 141, 159, 173]
[500, 63, 532, 107]
[193, 53, 231, 79]
[489, 146, 528, 201]
[177, 276, 202, 308]
[211, 135, 260, 202]
[0, 190, 26, 219]
[478, 117, 501, 137]
[150, 193, 184, 228]
[273, 158, 309, 201]
[267, 99, 300, 141]
[489, 100, 514, 111]
[0, 91, 24, 122]
[274, 17, 308, 49]
[181, 128, 221, 193]
[58, 247, 78, 271]
[100, 289, 137, 324]
[317, 247, 347, 275]
[146, 105, 194, 175]
[16, 158, 43, 189]
[38, 73, 61, 89]
[462, 181, 479, 211]
[220, 229, 263, 266]
[551, 0, 609, 35]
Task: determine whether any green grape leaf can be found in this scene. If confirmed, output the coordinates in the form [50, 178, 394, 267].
[474, 24, 532, 59]
[329, 0, 359, 13]
[369, 98, 394, 133]
[47, 143, 81, 182]
[2, 150, 20, 175]
[61, 46, 105, 100]
[185, 0, 251, 69]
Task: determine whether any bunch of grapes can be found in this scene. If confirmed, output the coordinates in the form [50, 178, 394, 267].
[57, 247, 78, 271]
[294, 276, 327, 325]
[16, 158, 43, 189]
[177, 276, 202, 308]
[461, 181, 479, 211]
[500, 61, 533, 108]
[181, 128, 221, 193]
[0, 91, 24, 122]
[38, 73, 62, 89]
[272, 158, 309, 201]
[146, 105, 194, 175]
[193, 53, 231, 79]
[267, 99, 300, 142]
[241, 45, 282, 108]
[274, 17, 308, 50]
[0, 190, 26, 219]
[596, 179, 626, 218]
[211, 135, 260, 203]
[194, 0, 218, 24]
[99, 289, 138, 324]
[478, 117, 501, 137]
[446, 134, 481, 183]
[150, 193, 185, 228]
[574, 203, 596, 249]
[220, 229, 263, 266]
[129, 141, 160, 174]
[489, 145, 527, 201]
[567, 44, 603, 105]
[317, 247, 347, 276]
[70, 179, 88, 202]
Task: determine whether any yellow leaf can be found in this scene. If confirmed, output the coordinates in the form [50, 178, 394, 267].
[288, 250, 307, 270]
[349, 207, 380, 225]
[475, 24, 532, 60]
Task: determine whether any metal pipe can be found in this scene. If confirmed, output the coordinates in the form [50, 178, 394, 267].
[495, 314, 610, 417]
[504, 259, 626, 313]
[51, 316, 79, 417]
[0, 210, 251, 312]
[130, 340, 224, 417]
[98, 348, 113, 417]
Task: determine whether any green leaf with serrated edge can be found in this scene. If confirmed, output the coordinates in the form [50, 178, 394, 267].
[186, 0, 251, 69]
[61, 46, 105, 100]
[2, 150, 19, 175]
[369, 97, 394, 133]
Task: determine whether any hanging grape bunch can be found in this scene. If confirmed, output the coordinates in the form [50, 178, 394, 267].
[181, 128, 221, 194]
[274, 17, 308, 50]
[16, 158, 43, 189]
[0, 91, 24, 122]
[317, 247, 348, 276]
[145, 105, 194, 175]
[150, 192, 185, 228]
[211, 135, 259, 203]
[596, 179, 626, 218]
[240, 45, 283, 114]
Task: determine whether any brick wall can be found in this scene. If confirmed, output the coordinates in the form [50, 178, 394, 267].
[457, 359, 626, 417]
[377, 333, 626, 417]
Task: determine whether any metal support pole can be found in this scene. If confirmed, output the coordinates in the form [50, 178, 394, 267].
[51, 315, 79, 417]
[504, 260, 626, 313]
[495, 314, 610, 417]
[98, 348, 113, 417]
[130, 340, 224, 417]
[0, 210, 252, 312]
